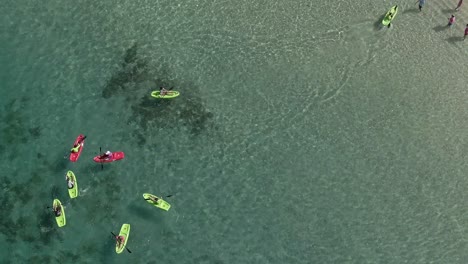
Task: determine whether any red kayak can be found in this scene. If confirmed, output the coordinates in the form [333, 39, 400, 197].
[69, 134, 85, 162]
[93, 152, 125, 163]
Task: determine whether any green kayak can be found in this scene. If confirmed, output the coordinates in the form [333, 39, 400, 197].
[151, 90, 180, 99]
[382, 5, 398, 27]
[53, 199, 66, 227]
[143, 193, 171, 211]
[116, 223, 130, 254]
[67, 170, 78, 199]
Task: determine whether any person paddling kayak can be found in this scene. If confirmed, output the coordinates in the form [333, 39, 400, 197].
[53, 204, 62, 217]
[71, 143, 81, 153]
[70, 136, 86, 153]
[65, 174, 75, 189]
[385, 6, 397, 28]
[99, 151, 113, 160]
[159, 86, 169, 96]
[116, 235, 125, 246]
[149, 196, 160, 203]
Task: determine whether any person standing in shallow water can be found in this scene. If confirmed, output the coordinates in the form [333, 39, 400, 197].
[464, 24, 468, 40]
[456, 0, 463, 11]
[418, 0, 426, 11]
[448, 15, 456, 26]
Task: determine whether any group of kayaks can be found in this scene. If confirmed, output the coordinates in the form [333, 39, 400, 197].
[53, 120, 175, 254]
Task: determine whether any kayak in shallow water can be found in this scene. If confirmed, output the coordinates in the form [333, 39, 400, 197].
[53, 199, 66, 227]
[69, 134, 85, 162]
[151, 91, 180, 99]
[143, 193, 171, 211]
[93, 152, 125, 163]
[382, 5, 398, 27]
[115, 223, 130, 254]
[66, 171, 78, 199]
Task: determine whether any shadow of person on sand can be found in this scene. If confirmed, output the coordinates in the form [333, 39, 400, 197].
[446, 36, 464, 44]
[433, 25, 448, 32]
[403, 8, 419, 14]
[442, 8, 455, 14]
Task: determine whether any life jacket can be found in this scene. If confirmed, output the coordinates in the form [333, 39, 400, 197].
[71, 144, 81, 153]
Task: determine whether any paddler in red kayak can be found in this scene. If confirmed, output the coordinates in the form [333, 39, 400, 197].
[99, 151, 113, 160]
[70, 135, 86, 153]
[71, 143, 81, 153]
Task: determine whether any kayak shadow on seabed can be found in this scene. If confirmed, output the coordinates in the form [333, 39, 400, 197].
[126, 202, 158, 221]
[374, 14, 386, 30]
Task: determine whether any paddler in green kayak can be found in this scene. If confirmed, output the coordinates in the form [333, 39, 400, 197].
[386, 7, 396, 28]
[159, 86, 175, 96]
[159, 86, 169, 96]
[115, 235, 125, 247]
[65, 174, 75, 189]
[149, 196, 160, 204]
[53, 203, 62, 217]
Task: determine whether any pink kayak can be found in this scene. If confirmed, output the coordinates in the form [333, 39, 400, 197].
[93, 152, 125, 163]
[69, 134, 85, 162]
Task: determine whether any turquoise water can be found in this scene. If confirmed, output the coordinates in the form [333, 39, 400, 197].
[3, 0, 468, 263]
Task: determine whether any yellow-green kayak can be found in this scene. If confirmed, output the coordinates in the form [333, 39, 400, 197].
[67, 171, 78, 199]
[53, 199, 66, 227]
[382, 5, 398, 27]
[143, 193, 171, 211]
[116, 223, 130, 254]
[151, 91, 180, 99]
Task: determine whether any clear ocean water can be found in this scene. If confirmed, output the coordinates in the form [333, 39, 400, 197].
[2, 0, 468, 263]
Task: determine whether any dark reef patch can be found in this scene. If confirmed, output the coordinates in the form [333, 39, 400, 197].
[101, 43, 216, 138]
[2, 103, 28, 144]
[28, 126, 42, 139]
[1, 97, 44, 160]
[102, 43, 148, 99]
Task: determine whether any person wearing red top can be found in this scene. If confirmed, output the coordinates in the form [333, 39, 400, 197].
[448, 15, 456, 27]
[464, 24, 468, 40]
[116, 235, 125, 246]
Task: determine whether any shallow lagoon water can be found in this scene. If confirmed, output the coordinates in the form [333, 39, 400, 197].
[2, 0, 468, 263]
